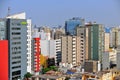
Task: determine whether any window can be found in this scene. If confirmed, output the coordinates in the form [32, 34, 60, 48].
[12, 27, 21, 30]
[12, 70, 21, 76]
[81, 33, 83, 35]
[12, 56, 21, 59]
[12, 61, 21, 64]
[12, 32, 21, 35]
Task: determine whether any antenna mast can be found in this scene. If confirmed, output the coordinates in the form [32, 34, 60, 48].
[7, 7, 10, 16]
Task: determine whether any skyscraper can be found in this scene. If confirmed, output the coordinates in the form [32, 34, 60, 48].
[65, 17, 85, 35]
[87, 23, 105, 61]
[6, 12, 32, 73]
[0, 18, 28, 80]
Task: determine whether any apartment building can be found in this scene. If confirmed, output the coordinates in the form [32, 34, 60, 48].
[61, 36, 85, 66]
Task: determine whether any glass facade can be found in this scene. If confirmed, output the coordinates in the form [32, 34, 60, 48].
[90, 24, 104, 61]
[65, 17, 84, 35]
[0, 20, 6, 40]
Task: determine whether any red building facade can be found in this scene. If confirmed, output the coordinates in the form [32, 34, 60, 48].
[33, 38, 41, 72]
[0, 40, 8, 80]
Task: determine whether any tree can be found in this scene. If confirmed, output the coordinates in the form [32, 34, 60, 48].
[24, 72, 32, 80]
[42, 68, 51, 74]
[49, 66, 58, 71]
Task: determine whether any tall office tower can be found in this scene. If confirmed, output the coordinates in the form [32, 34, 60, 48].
[110, 27, 120, 48]
[65, 17, 85, 35]
[61, 36, 84, 66]
[0, 40, 8, 80]
[6, 12, 32, 73]
[0, 18, 28, 80]
[105, 28, 110, 51]
[76, 26, 86, 63]
[33, 38, 41, 75]
[86, 23, 105, 61]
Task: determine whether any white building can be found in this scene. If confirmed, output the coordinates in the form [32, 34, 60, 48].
[40, 40, 49, 56]
[40, 39, 61, 65]
[39, 29, 51, 40]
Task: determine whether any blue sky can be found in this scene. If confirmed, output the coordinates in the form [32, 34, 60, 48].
[0, 0, 120, 27]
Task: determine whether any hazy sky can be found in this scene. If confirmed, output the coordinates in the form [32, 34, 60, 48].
[0, 0, 120, 27]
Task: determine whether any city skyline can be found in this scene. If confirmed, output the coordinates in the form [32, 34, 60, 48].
[0, 0, 120, 27]
[1, 4, 120, 79]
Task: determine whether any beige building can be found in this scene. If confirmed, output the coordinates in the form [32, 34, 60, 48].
[54, 30, 65, 39]
[61, 36, 85, 66]
[110, 27, 120, 48]
[105, 33, 110, 51]
[76, 26, 87, 61]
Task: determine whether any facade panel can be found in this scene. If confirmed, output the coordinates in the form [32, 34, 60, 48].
[0, 40, 8, 80]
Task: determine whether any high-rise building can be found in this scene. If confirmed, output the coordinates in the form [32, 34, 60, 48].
[86, 23, 105, 61]
[33, 38, 41, 74]
[26, 19, 32, 73]
[40, 39, 61, 65]
[105, 32, 110, 51]
[65, 17, 85, 35]
[110, 27, 120, 48]
[6, 12, 32, 73]
[54, 30, 65, 39]
[76, 26, 86, 63]
[0, 18, 28, 80]
[61, 36, 85, 66]
[0, 40, 8, 80]
[49, 39, 61, 65]
[104, 27, 110, 52]
[40, 40, 49, 57]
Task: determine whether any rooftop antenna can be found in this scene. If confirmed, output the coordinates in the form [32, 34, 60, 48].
[7, 7, 10, 16]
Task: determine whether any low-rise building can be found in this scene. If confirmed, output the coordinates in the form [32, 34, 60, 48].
[84, 60, 100, 73]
